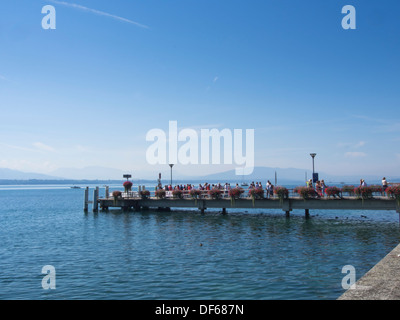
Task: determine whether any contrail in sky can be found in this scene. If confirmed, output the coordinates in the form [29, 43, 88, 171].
[49, 0, 149, 29]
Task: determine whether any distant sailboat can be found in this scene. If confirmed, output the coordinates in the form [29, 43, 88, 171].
[241, 173, 248, 187]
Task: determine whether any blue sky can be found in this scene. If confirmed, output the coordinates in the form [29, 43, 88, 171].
[0, 0, 400, 179]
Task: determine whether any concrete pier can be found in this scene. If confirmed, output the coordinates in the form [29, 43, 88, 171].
[97, 197, 399, 216]
[84, 186, 400, 217]
[338, 244, 400, 300]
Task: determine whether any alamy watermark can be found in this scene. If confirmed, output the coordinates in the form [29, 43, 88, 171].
[42, 265, 56, 290]
[146, 121, 255, 175]
[342, 5, 356, 30]
[341, 265, 356, 290]
[341, 265, 371, 291]
[42, 5, 56, 30]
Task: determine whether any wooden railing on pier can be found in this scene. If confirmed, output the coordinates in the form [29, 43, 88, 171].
[83, 187, 400, 219]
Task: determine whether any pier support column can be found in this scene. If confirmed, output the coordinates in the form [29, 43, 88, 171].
[105, 186, 109, 199]
[83, 187, 89, 212]
[199, 200, 206, 214]
[282, 200, 292, 218]
[133, 201, 140, 212]
[93, 187, 99, 213]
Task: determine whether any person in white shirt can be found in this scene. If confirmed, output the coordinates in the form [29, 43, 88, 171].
[382, 177, 388, 194]
[266, 180, 271, 199]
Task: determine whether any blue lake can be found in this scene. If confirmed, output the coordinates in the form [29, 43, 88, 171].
[0, 185, 399, 300]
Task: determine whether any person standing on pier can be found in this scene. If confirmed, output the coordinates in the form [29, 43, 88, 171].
[321, 180, 326, 197]
[315, 181, 322, 197]
[266, 180, 271, 199]
[382, 177, 388, 194]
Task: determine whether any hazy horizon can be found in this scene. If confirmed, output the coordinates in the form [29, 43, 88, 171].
[0, 165, 397, 184]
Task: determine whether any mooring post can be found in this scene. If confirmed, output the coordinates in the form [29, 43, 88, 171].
[396, 203, 400, 226]
[222, 208, 227, 215]
[305, 209, 310, 219]
[83, 187, 89, 212]
[93, 187, 99, 213]
[285, 211, 290, 218]
[105, 186, 109, 199]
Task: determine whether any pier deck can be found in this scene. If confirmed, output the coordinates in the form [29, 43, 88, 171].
[98, 197, 399, 213]
[84, 187, 400, 217]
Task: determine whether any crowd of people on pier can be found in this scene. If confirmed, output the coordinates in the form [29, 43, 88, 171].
[155, 180, 277, 198]
[153, 176, 391, 198]
[157, 181, 268, 192]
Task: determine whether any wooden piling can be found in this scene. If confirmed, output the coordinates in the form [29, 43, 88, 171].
[83, 187, 89, 212]
[105, 186, 109, 199]
[93, 187, 99, 213]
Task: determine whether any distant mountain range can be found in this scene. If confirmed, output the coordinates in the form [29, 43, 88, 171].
[0, 168, 63, 180]
[0, 166, 129, 180]
[49, 166, 127, 180]
[0, 166, 397, 185]
[182, 167, 399, 185]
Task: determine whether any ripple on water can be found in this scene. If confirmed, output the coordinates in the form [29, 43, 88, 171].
[0, 188, 399, 300]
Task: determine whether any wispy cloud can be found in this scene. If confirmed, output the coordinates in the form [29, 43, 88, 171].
[337, 141, 366, 149]
[354, 141, 366, 148]
[49, 0, 149, 29]
[33, 142, 55, 152]
[0, 74, 9, 82]
[345, 152, 367, 158]
[0, 143, 36, 152]
[206, 76, 220, 91]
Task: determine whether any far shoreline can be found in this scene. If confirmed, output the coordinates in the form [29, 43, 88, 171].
[0, 178, 385, 186]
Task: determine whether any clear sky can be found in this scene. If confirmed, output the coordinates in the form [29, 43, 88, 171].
[1, 0, 400, 180]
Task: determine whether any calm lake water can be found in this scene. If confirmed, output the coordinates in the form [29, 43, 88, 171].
[0, 185, 399, 300]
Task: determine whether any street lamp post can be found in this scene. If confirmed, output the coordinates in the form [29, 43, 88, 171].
[310, 153, 317, 185]
[169, 164, 174, 187]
